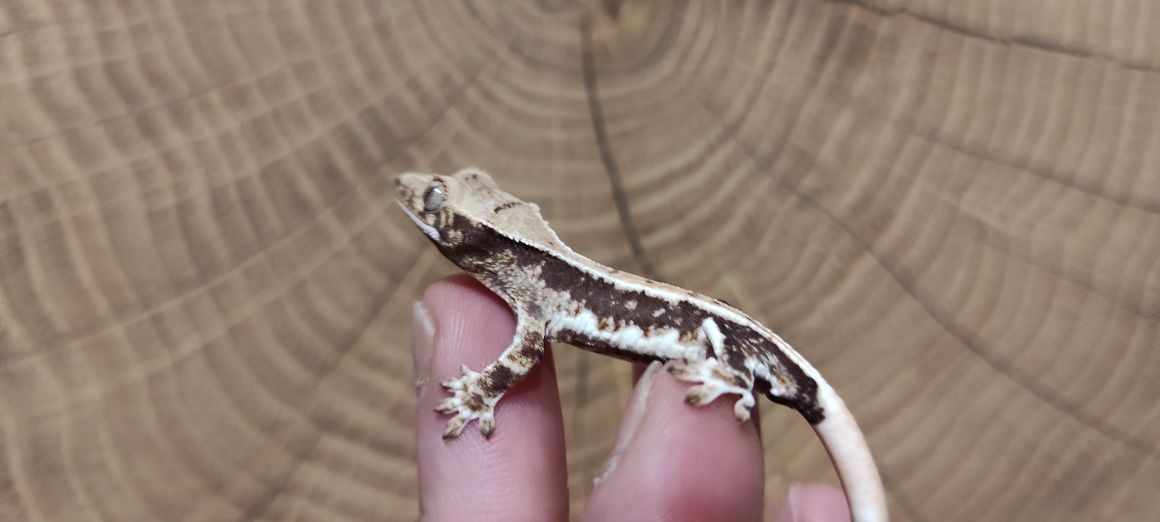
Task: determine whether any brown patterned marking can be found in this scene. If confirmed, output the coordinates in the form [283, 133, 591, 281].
[510, 331, 546, 367]
[493, 201, 521, 213]
[464, 392, 486, 411]
[714, 365, 748, 388]
[434, 214, 823, 422]
[396, 182, 416, 202]
[724, 344, 751, 373]
[685, 389, 711, 406]
[515, 340, 543, 363]
[716, 320, 822, 423]
[483, 364, 517, 397]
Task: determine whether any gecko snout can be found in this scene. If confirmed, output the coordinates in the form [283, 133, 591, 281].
[394, 174, 423, 201]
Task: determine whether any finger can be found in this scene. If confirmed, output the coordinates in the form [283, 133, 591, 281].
[413, 274, 567, 521]
[583, 362, 765, 522]
[776, 483, 852, 522]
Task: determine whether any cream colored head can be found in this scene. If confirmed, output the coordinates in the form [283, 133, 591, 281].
[394, 167, 566, 251]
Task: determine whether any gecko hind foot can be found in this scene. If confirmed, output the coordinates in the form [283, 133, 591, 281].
[666, 359, 757, 423]
[436, 365, 498, 438]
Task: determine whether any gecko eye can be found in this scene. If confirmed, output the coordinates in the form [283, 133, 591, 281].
[422, 181, 446, 213]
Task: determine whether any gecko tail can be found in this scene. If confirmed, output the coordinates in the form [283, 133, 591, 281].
[807, 381, 889, 522]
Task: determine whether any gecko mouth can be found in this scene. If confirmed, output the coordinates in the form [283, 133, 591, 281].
[394, 172, 444, 241]
[396, 199, 440, 241]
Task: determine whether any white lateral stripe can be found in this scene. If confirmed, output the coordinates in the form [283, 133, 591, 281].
[548, 308, 701, 361]
[494, 226, 824, 381]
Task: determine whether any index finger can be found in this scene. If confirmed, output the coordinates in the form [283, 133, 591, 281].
[412, 275, 567, 520]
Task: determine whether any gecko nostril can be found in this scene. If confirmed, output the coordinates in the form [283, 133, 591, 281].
[394, 181, 412, 200]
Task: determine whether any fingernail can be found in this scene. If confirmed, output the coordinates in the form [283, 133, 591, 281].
[778, 483, 851, 522]
[783, 484, 803, 522]
[411, 301, 437, 395]
[594, 361, 664, 486]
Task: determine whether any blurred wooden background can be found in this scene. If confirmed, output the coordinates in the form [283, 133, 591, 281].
[1, 0, 1158, 520]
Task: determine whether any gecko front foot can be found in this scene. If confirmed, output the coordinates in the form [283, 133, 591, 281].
[435, 365, 498, 438]
[667, 358, 757, 422]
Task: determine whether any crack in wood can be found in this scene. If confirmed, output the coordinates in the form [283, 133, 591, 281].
[579, 14, 659, 282]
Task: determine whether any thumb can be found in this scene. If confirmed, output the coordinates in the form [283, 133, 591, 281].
[777, 483, 852, 522]
[583, 362, 764, 522]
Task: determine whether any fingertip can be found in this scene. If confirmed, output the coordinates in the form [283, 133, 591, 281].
[777, 483, 851, 522]
[421, 275, 516, 369]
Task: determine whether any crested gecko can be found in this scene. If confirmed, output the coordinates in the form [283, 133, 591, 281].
[396, 168, 887, 522]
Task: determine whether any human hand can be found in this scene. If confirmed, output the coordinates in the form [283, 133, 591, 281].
[411, 275, 851, 521]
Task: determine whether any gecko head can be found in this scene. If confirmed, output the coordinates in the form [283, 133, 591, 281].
[395, 167, 523, 247]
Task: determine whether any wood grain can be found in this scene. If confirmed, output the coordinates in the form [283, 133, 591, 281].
[1, 1, 1157, 520]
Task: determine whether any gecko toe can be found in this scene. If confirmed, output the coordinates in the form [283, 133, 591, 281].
[479, 415, 496, 438]
[671, 358, 757, 422]
[733, 392, 756, 422]
[435, 398, 458, 415]
[685, 386, 715, 406]
[440, 379, 461, 392]
[436, 368, 500, 439]
[666, 362, 697, 380]
[442, 416, 469, 438]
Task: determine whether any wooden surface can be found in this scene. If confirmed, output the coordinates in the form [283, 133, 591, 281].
[1, 1, 1158, 520]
